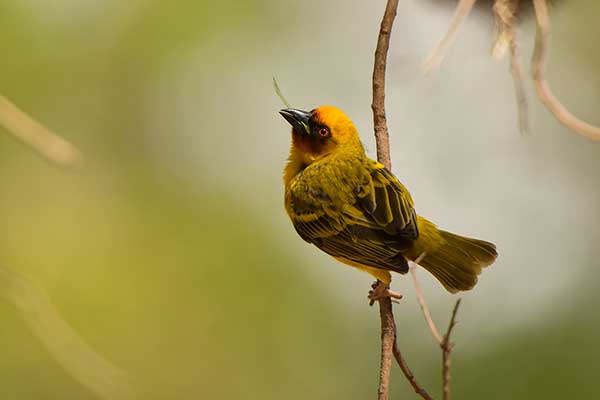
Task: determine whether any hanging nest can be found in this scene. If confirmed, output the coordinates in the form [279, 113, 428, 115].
[424, 0, 600, 141]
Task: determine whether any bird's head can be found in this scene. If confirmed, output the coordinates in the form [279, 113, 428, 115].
[279, 105, 363, 162]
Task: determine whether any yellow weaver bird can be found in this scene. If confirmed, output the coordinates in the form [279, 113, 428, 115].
[280, 106, 497, 299]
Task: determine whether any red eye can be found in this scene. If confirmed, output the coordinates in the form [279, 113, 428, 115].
[318, 127, 330, 137]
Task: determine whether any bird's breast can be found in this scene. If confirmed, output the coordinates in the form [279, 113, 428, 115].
[286, 158, 368, 214]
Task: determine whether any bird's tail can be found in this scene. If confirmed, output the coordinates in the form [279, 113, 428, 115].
[407, 217, 497, 293]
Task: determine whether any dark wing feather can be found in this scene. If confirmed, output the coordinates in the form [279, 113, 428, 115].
[368, 164, 419, 239]
[286, 194, 343, 243]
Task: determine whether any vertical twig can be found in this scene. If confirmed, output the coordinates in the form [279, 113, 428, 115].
[492, 0, 529, 134]
[532, 0, 600, 141]
[372, 2, 434, 399]
[372, 2, 398, 399]
[372, 0, 398, 172]
[441, 299, 462, 400]
[377, 294, 396, 400]
[423, 0, 478, 74]
[492, 0, 517, 59]
[371, 3, 399, 398]
[509, 30, 529, 134]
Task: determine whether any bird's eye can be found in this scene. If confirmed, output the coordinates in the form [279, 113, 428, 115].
[318, 127, 330, 137]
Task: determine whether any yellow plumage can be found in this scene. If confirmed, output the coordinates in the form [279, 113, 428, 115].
[281, 106, 497, 293]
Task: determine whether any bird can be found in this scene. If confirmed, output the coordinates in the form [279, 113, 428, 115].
[280, 105, 497, 301]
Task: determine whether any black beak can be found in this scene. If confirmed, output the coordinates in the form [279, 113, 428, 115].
[279, 108, 311, 135]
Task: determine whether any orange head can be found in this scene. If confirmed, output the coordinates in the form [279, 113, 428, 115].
[279, 105, 363, 159]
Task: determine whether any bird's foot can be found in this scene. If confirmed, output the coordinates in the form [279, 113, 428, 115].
[368, 280, 403, 306]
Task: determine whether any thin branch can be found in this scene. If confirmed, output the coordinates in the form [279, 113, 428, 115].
[377, 294, 396, 400]
[423, 0, 478, 74]
[372, 2, 435, 399]
[532, 0, 600, 141]
[441, 299, 462, 400]
[393, 340, 435, 400]
[371, 1, 399, 399]
[372, 2, 399, 398]
[0, 95, 83, 167]
[371, 0, 398, 172]
[0, 266, 132, 399]
[410, 259, 443, 345]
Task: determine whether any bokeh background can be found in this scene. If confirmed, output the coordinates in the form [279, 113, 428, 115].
[1, 0, 599, 399]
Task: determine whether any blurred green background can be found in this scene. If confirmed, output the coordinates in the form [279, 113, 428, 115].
[1, 0, 599, 399]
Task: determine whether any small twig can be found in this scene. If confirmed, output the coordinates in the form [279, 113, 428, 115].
[0, 95, 83, 167]
[532, 0, 600, 141]
[423, 0, 478, 74]
[392, 340, 435, 400]
[410, 261, 443, 345]
[441, 299, 462, 400]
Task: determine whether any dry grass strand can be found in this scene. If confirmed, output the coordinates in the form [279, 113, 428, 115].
[423, 0, 478, 74]
[532, 0, 600, 140]
[0, 95, 83, 167]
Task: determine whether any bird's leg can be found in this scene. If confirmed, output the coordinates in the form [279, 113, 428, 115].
[368, 280, 403, 306]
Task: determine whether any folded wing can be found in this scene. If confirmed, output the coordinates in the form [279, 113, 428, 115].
[287, 160, 419, 274]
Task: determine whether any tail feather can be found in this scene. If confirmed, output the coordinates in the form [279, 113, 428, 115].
[409, 219, 497, 293]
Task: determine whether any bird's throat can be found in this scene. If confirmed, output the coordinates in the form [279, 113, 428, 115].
[283, 146, 312, 185]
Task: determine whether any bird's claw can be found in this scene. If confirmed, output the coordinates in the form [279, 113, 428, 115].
[368, 280, 403, 306]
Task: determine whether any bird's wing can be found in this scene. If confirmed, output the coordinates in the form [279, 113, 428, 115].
[285, 184, 346, 244]
[346, 160, 418, 240]
[286, 160, 418, 273]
